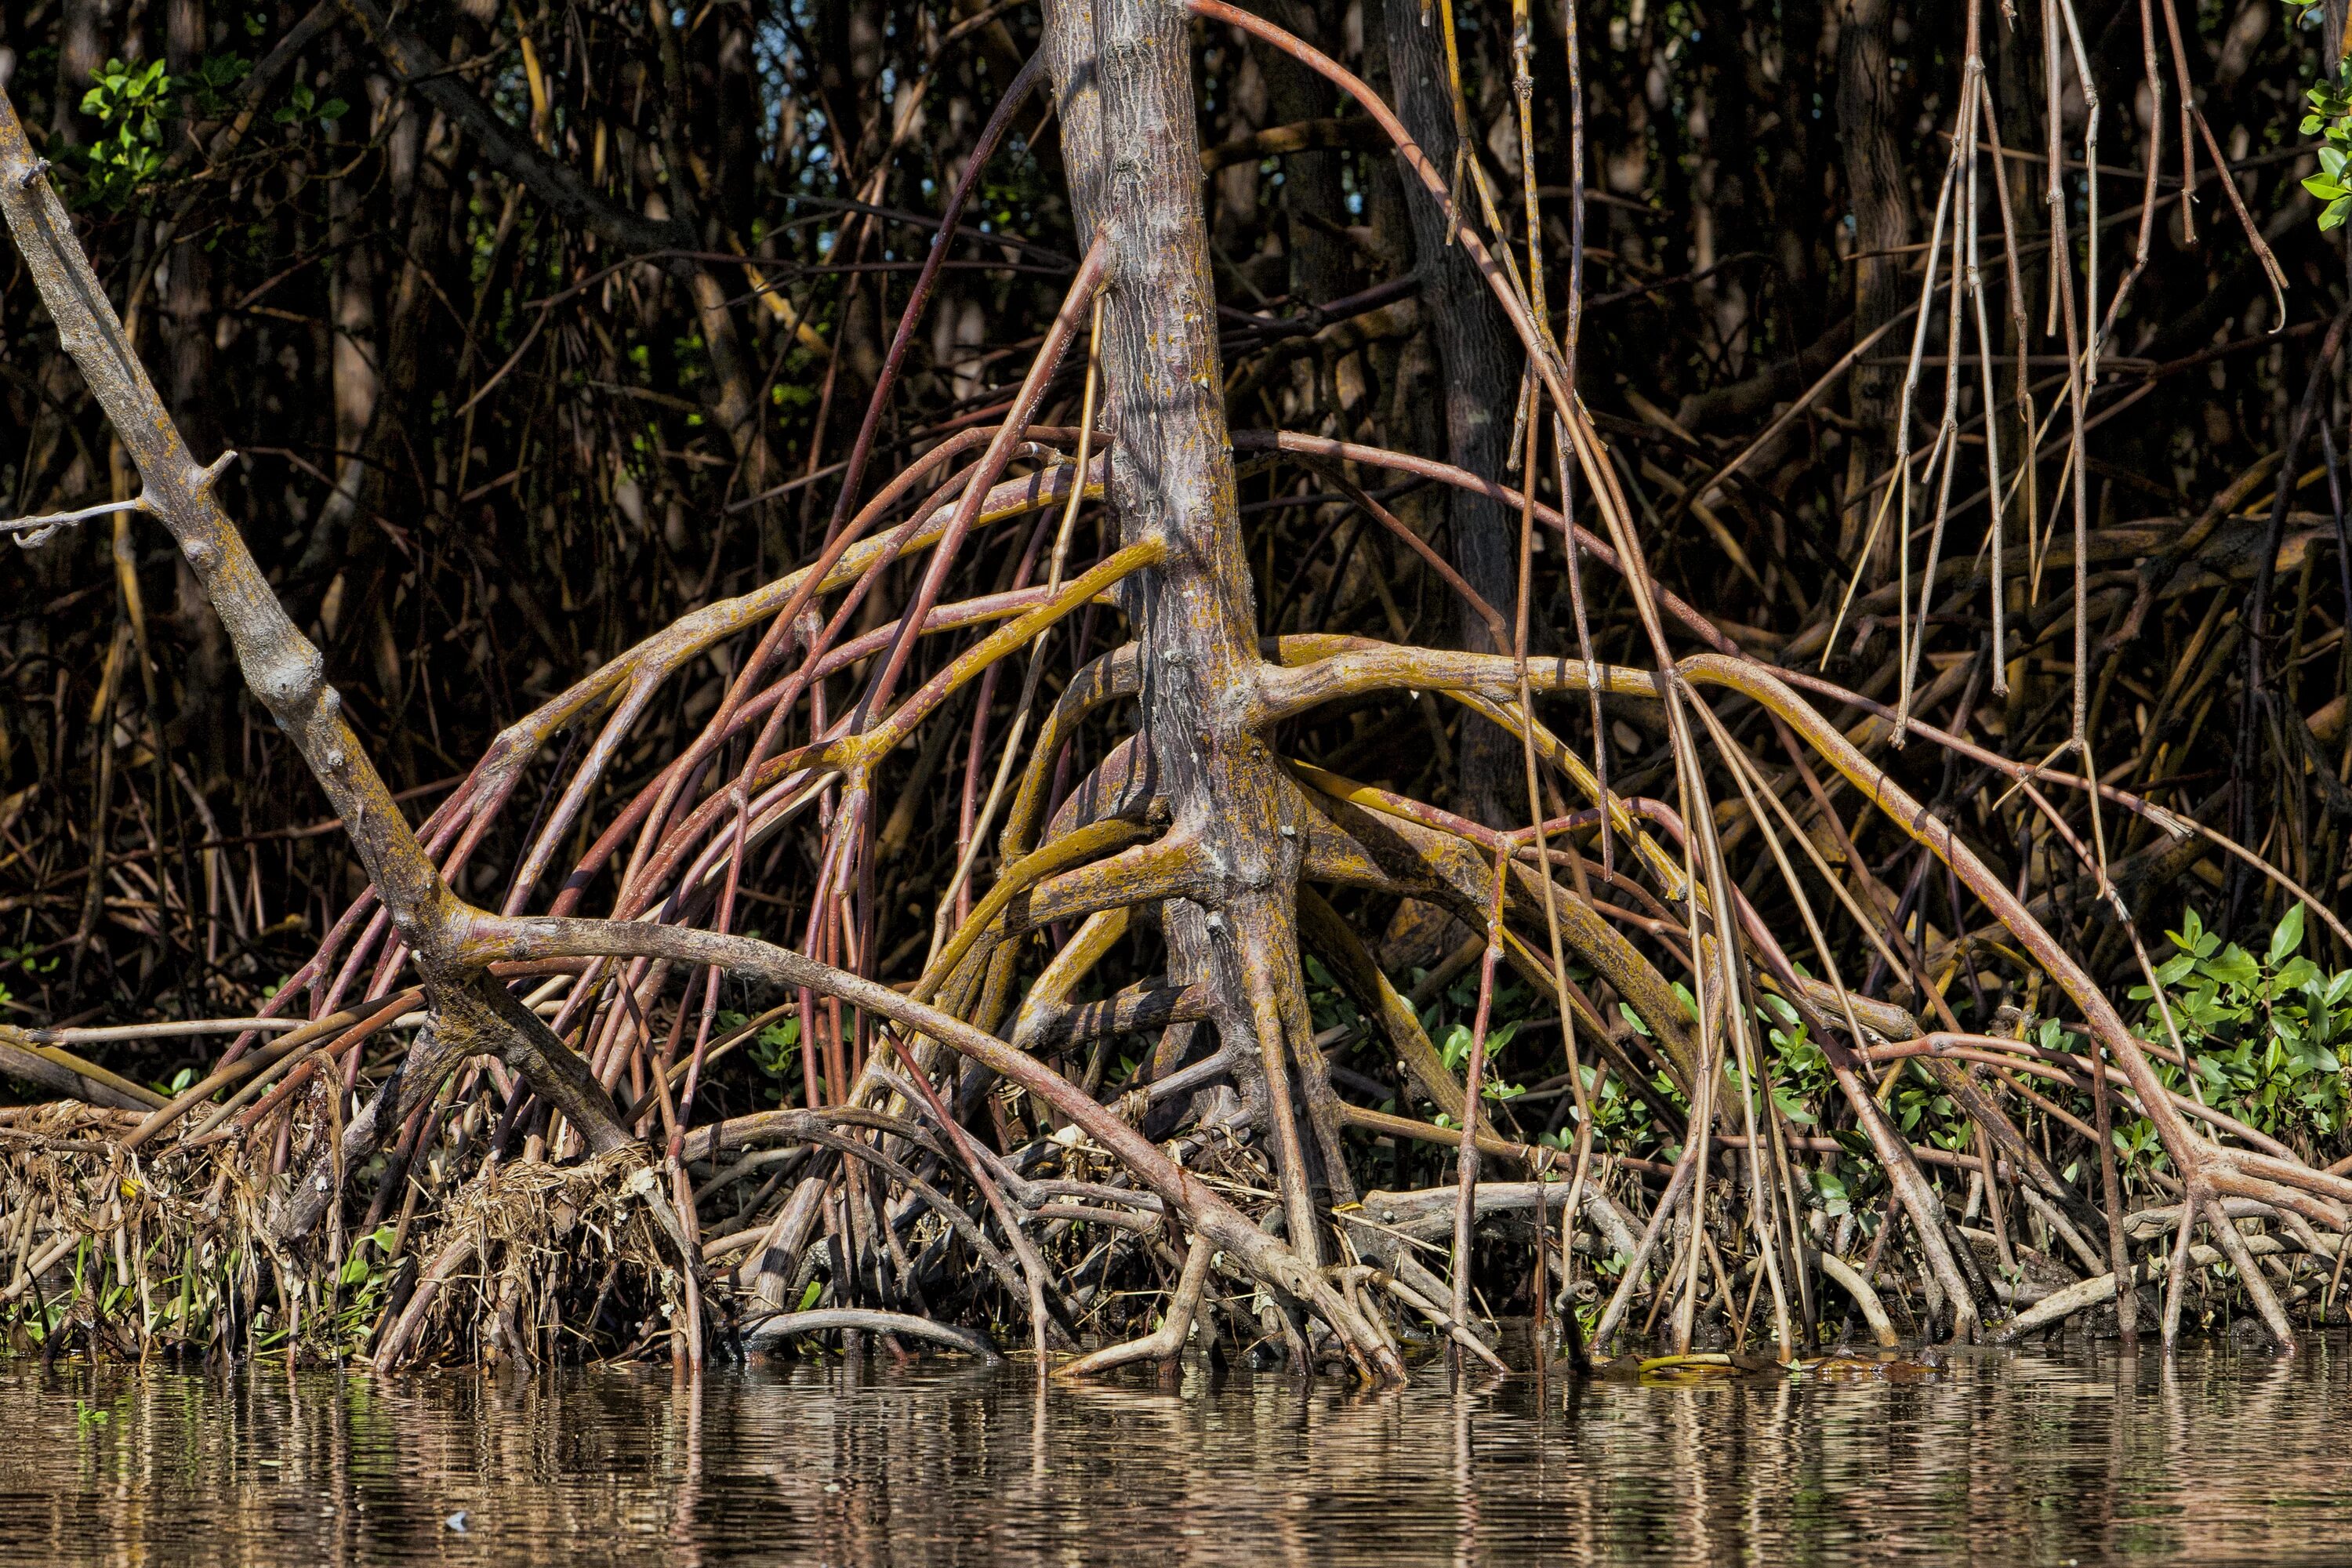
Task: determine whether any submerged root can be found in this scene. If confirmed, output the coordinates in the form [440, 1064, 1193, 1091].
[3, 1104, 305, 1361]
[374, 1148, 677, 1370]
[0, 1111, 684, 1369]
[5, 1076, 2348, 1374]
[5, 2, 2352, 1382]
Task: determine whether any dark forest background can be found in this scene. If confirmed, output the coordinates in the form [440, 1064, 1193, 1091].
[2, 0, 2347, 1062]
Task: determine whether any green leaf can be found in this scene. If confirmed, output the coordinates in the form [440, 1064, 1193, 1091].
[750, 1018, 803, 1085]
[275, 82, 318, 126]
[2270, 904, 2307, 966]
[2207, 946, 2261, 989]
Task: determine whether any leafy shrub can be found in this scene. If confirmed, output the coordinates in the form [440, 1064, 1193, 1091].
[67, 53, 339, 212]
[2132, 906, 2352, 1145]
[74, 58, 170, 210]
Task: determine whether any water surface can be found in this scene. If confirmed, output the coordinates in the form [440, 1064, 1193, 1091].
[3, 1340, 2348, 1565]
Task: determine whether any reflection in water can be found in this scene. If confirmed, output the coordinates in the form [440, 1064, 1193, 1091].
[2, 1341, 2347, 1565]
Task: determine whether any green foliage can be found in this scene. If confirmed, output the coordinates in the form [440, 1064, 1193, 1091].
[702, 1010, 806, 1103]
[1753, 993, 1828, 1128]
[66, 51, 343, 209]
[1, 943, 59, 977]
[2131, 906, 2352, 1143]
[74, 58, 170, 210]
[750, 1018, 802, 1103]
[1421, 968, 1546, 1105]
[1808, 1167, 1852, 1219]
[183, 53, 252, 116]
[270, 79, 349, 130]
[1302, 956, 1363, 1040]
[336, 1225, 397, 1290]
[1534, 1060, 1661, 1152]
[68, 53, 283, 210]
[2299, 67, 2352, 229]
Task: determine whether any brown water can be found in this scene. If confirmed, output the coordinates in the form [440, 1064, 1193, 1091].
[3, 1341, 2350, 1566]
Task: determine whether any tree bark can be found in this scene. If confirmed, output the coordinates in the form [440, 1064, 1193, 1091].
[161, 0, 233, 789]
[161, 0, 221, 463]
[51, 0, 107, 147]
[1769, 0, 1829, 343]
[1252, 0, 1352, 311]
[1381, 0, 1522, 829]
[1044, 0, 1109, 242]
[1835, 0, 1912, 577]
[1049, 0, 1349, 1258]
[299, 34, 379, 581]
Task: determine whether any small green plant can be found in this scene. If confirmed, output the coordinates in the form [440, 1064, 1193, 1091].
[2132, 906, 2352, 1144]
[63, 51, 336, 211]
[336, 1225, 397, 1290]
[0, 942, 59, 975]
[1436, 1016, 1525, 1102]
[749, 1018, 802, 1102]
[183, 53, 252, 117]
[1808, 1167, 1853, 1220]
[75, 57, 171, 209]
[2299, 64, 2352, 230]
[1301, 955, 1363, 1040]
[271, 79, 349, 131]
[1537, 1061, 1661, 1152]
